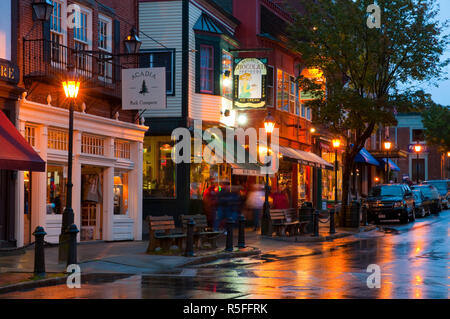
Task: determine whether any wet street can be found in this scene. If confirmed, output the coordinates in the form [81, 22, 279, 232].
[2, 211, 449, 299]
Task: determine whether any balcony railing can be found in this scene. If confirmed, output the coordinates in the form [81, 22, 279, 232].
[23, 39, 122, 98]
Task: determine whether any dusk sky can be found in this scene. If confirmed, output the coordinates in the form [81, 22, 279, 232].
[421, 0, 450, 106]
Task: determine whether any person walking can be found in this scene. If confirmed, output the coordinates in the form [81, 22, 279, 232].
[245, 184, 265, 231]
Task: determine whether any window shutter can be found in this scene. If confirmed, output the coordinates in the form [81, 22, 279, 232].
[113, 19, 121, 81]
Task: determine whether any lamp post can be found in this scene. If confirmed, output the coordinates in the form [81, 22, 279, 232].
[414, 144, 422, 184]
[447, 151, 450, 179]
[58, 66, 80, 263]
[261, 112, 275, 236]
[124, 28, 142, 54]
[383, 138, 392, 183]
[32, 0, 53, 21]
[332, 138, 341, 214]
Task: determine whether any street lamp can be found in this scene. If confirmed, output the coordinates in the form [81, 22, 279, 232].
[124, 28, 142, 54]
[261, 112, 275, 236]
[332, 138, 340, 212]
[383, 138, 392, 183]
[58, 66, 80, 264]
[414, 144, 422, 184]
[32, 0, 53, 22]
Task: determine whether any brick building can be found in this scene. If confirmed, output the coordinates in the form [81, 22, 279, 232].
[10, 0, 148, 247]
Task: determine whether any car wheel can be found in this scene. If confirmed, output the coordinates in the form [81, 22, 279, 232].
[420, 207, 426, 218]
[409, 210, 416, 222]
[427, 207, 432, 216]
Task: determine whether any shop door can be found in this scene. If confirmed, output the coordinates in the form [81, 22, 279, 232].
[81, 166, 103, 241]
[24, 171, 32, 245]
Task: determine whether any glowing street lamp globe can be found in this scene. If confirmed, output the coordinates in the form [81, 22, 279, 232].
[384, 140, 392, 151]
[332, 138, 341, 149]
[264, 113, 275, 134]
[414, 144, 422, 153]
[62, 68, 80, 99]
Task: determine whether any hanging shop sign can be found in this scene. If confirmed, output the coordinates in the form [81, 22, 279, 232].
[0, 59, 19, 84]
[233, 58, 267, 108]
[122, 67, 166, 110]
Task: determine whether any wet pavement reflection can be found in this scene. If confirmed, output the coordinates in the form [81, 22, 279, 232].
[1, 212, 449, 299]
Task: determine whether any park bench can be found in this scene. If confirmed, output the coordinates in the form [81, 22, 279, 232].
[146, 215, 186, 252]
[268, 209, 298, 236]
[180, 214, 221, 249]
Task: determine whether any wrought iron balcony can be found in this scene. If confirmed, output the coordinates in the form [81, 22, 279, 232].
[23, 39, 122, 99]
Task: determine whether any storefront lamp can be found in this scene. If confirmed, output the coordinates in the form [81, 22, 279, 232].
[33, 0, 53, 22]
[384, 140, 392, 151]
[124, 28, 142, 54]
[310, 127, 316, 134]
[332, 138, 341, 149]
[62, 68, 80, 99]
[264, 113, 275, 134]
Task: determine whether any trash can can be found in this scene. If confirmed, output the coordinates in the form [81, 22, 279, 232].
[299, 202, 314, 233]
[344, 200, 361, 228]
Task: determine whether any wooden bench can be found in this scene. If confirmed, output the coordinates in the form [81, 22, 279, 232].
[180, 214, 221, 249]
[146, 215, 186, 252]
[269, 209, 300, 236]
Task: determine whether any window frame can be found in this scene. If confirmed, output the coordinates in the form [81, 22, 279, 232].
[199, 44, 215, 94]
[139, 48, 176, 96]
[97, 14, 112, 82]
[72, 3, 92, 73]
[266, 65, 274, 107]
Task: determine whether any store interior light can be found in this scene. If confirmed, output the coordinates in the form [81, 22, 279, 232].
[237, 114, 247, 125]
[114, 176, 123, 185]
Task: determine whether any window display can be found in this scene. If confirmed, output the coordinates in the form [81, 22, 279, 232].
[114, 170, 129, 215]
[46, 165, 67, 214]
[143, 136, 176, 198]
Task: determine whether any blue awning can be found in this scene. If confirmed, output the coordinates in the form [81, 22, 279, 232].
[380, 158, 401, 171]
[354, 148, 380, 166]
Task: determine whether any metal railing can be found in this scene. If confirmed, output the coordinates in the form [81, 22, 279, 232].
[23, 39, 122, 98]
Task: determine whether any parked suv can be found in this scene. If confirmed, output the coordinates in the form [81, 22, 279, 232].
[423, 180, 449, 209]
[411, 184, 442, 214]
[366, 184, 415, 224]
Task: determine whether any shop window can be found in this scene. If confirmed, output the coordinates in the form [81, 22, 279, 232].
[46, 165, 67, 214]
[190, 161, 230, 200]
[200, 45, 214, 93]
[114, 170, 129, 215]
[412, 158, 425, 182]
[114, 140, 131, 159]
[143, 136, 176, 198]
[81, 134, 105, 156]
[48, 128, 68, 151]
[139, 49, 175, 95]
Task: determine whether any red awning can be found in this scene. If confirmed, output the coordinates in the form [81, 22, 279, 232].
[0, 110, 45, 172]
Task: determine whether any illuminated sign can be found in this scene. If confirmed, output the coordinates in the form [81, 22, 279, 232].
[233, 58, 267, 108]
[122, 67, 166, 110]
[0, 59, 19, 84]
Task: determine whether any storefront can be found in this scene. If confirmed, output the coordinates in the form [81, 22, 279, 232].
[15, 96, 147, 246]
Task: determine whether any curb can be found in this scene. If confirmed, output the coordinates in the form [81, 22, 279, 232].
[0, 273, 133, 295]
[180, 247, 261, 267]
[262, 225, 378, 243]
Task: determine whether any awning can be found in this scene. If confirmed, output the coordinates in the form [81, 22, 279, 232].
[379, 158, 401, 171]
[278, 145, 333, 170]
[355, 148, 380, 166]
[204, 135, 265, 176]
[0, 110, 45, 172]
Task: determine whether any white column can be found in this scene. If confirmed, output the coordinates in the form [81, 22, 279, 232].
[130, 141, 143, 240]
[31, 125, 48, 233]
[14, 120, 26, 247]
[72, 130, 82, 242]
[103, 137, 115, 241]
[103, 166, 114, 241]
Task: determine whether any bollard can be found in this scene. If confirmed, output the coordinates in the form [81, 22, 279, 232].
[362, 206, 368, 226]
[329, 209, 336, 234]
[184, 219, 195, 257]
[225, 217, 234, 252]
[67, 224, 79, 266]
[312, 210, 319, 237]
[32, 226, 47, 277]
[238, 215, 246, 249]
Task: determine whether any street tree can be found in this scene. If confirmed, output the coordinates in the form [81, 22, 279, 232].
[422, 104, 450, 152]
[287, 0, 449, 206]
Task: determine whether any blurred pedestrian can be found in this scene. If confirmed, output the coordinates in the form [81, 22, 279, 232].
[245, 184, 265, 231]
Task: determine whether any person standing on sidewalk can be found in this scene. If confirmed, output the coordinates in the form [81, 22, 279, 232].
[245, 184, 265, 231]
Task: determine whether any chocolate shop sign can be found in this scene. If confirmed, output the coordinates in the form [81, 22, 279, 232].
[233, 58, 267, 108]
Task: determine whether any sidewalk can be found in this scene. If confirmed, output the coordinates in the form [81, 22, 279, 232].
[0, 223, 378, 293]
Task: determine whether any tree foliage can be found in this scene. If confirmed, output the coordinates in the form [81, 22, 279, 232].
[287, 0, 449, 204]
[422, 104, 450, 152]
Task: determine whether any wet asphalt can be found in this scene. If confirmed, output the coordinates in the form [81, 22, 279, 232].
[1, 210, 449, 299]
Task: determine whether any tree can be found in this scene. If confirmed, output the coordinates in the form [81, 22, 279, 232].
[422, 104, 450, 152]
[139, 80, 149, 95]
[287, 0, 449, 206]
